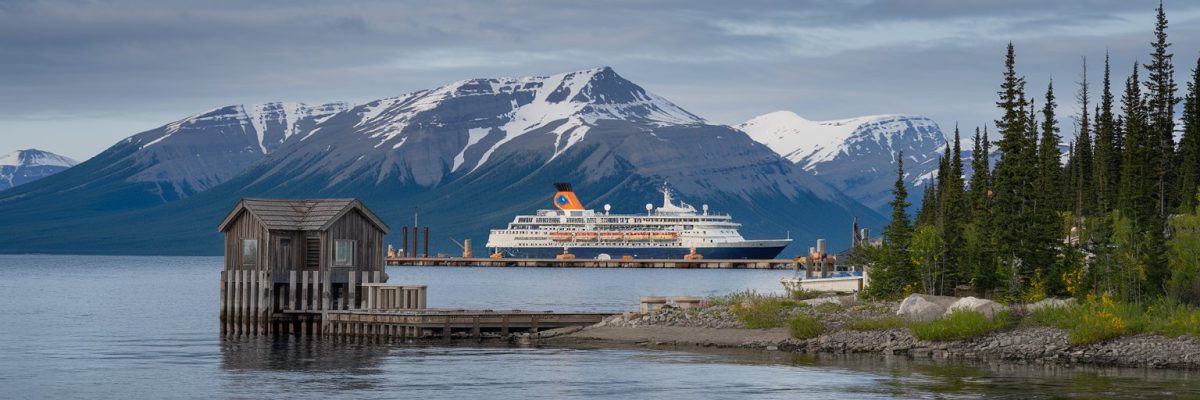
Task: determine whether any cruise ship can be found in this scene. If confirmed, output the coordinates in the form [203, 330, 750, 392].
[486, 183, 792, 259]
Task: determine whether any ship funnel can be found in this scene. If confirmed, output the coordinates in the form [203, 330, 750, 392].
[552, 182, 584, 211]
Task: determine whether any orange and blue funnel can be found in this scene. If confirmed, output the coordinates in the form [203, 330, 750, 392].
[552, 182, 584, 210]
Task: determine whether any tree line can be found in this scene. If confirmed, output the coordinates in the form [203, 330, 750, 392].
[860, 2, 1200, 304]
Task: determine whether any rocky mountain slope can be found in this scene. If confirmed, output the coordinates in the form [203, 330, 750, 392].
[739, 111, 947, 213]
[0, 68, 882, 255]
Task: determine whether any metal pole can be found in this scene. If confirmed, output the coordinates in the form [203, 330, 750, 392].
[423, 226, 430, 258]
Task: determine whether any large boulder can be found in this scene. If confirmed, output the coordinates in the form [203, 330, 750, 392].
[897, 294, 957, 322]
[946, 296, 1005, 318]
[1022, 298, 1077, 312]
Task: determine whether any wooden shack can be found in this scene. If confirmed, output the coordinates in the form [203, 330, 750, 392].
[217, 198, 391, 335]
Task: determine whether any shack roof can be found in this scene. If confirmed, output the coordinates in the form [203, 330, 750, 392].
[217, 198, 390, 234]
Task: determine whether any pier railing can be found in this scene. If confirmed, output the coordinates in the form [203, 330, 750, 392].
[219, 269, 428, 336]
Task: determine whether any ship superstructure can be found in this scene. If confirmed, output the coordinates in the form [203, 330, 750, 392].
[486, 183, 791, 259]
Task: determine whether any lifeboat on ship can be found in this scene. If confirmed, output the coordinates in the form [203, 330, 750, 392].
[651, 232, 678, 241]
[549, 232, 574, 242]
[625, 232, 650, 241]
[599, 232, 624, 241]
[574, 232, 598, 241]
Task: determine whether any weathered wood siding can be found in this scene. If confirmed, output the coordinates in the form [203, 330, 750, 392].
[324, 209, 385, 272]
[268, 230, 305, 278]
[223, 210, 269, 272]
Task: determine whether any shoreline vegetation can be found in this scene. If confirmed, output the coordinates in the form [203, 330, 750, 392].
[547, 290, 1200, 370]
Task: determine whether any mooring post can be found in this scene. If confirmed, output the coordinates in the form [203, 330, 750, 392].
[219, 271, 227, 336]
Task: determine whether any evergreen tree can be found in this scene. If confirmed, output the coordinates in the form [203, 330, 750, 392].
[1094, 52, 1120, 214]
[1118, 63, 1168, 299]
[1075, 58, 1096, 216]
[940, 127, 968, 293]
[1038, 80, 1065, 211]
[1177, 57, 1200, 213]
[1145, 1, 1179, 217]
[991, 42, 1035, 298]
[865, 153, 916, 298]
[967, 127, 997, 293]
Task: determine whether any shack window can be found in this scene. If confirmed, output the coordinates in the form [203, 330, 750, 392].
[241, 239, 258, 268]
[334, 239, 355, 267]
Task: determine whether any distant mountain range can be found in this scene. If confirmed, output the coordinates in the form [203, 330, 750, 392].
[0, 149, 76, 191]
[739, 111, 947, 213]
[0, 67, 889, 256]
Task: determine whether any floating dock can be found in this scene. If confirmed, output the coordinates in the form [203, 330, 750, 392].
[385, 256, 798, 269]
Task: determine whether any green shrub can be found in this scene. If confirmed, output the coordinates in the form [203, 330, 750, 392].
[1027, 299, 1200, 345]
[788, 313, 825, 339]
[846, 316, 908, 331]
[732, 295, 805, 328]
[787, 288, 821, 301]
[909, 310, 1011, 342]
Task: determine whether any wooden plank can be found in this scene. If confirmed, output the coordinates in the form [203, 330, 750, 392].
[300, 271, 309, 311]
[321, 269, 331, 311]
[347, 271, 356, 310]
[288, 270, 297, 311]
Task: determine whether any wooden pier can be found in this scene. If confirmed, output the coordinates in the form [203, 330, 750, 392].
[385, 256, 798, 269]
[219, 269, 608, 339]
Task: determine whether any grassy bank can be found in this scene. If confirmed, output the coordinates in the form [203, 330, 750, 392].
[711, 291, 1200, 345]
[1024, 297, 1200, 345]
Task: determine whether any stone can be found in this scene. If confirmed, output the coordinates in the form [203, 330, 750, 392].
[946, 296, 1005, 318]
[897, 294, 952, 322]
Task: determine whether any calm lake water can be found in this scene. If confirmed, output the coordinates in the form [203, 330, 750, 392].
[1, 255, 1198, 399]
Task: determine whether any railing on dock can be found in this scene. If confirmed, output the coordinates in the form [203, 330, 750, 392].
[219, 269, 418, 336]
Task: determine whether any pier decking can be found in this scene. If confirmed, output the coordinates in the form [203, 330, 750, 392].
[385, 256, 798, 269]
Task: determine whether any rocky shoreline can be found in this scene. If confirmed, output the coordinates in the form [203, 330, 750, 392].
[545, 296, 1200, 370]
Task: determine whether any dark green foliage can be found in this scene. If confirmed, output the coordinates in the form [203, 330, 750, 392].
[1178, 57, 1200, 213]
[1145, 1, 1179, 218]
[1094, 52, 1121, 215]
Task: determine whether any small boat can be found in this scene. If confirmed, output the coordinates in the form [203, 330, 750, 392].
[549, 232, 574, 242]
[574, 232, 598, 241]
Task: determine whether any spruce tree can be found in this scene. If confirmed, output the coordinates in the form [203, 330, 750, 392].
[1075, 58, 1096, 216]
[874, 153, 915, 296]
[940, 127, 968, 292]
[1038, 80, 1065, 211]
[967, 126, 997, 294]
[1145, 1, 1179, 217]
[1179, 57, 1200, 212]
[991, 43, 1034, 297]
[1118, 63, 1168, 299]
[1094, 52, 1120, 214]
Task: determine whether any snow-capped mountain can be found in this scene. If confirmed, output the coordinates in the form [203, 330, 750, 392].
[124, 101, 349, 195]
[0, 149, 77, 190]
[739, 111, 946, 213]
[279, 66, 706, 187]
[0, 67, 883, 255]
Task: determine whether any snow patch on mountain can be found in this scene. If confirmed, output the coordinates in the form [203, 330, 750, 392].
[739, 111, 943, 176]
[142, 101, 349, 154]
[339, 66, 703, 174]
[739, 111, 947, 212]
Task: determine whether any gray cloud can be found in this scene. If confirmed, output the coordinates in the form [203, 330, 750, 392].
[2, 0, 1199, 160]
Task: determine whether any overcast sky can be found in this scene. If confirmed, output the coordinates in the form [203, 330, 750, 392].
[3, 0, 1199, 161]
